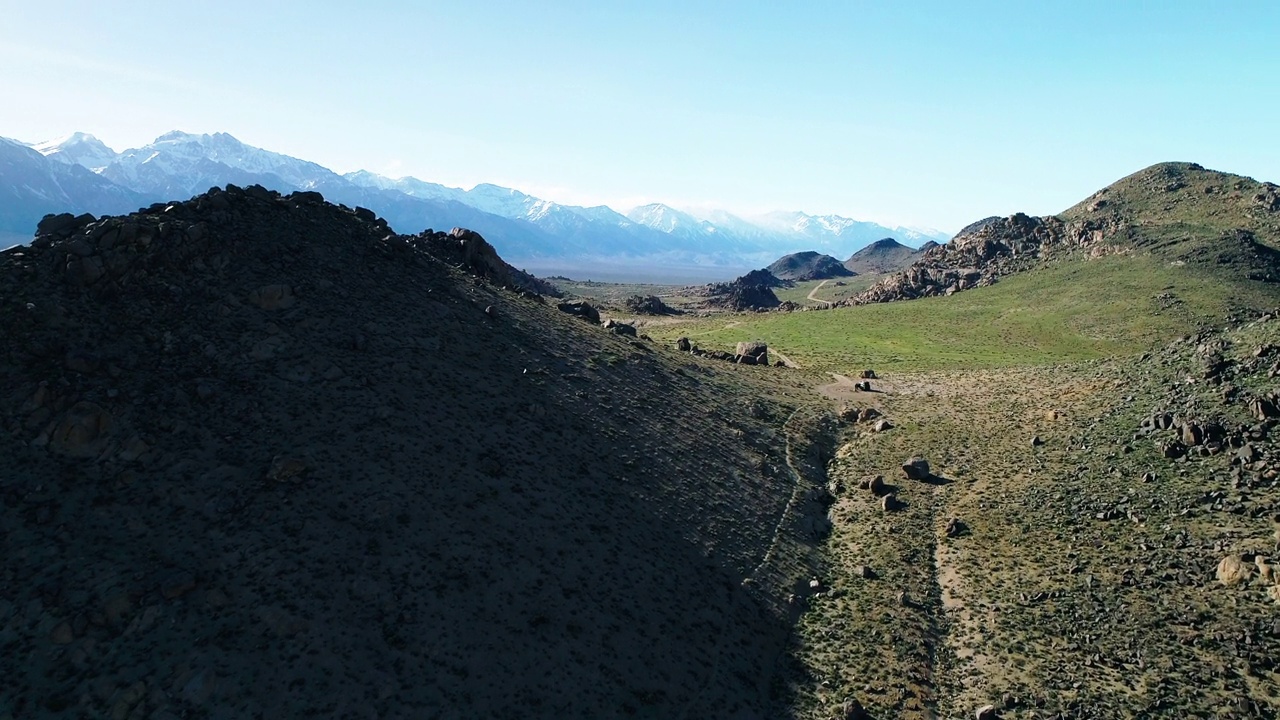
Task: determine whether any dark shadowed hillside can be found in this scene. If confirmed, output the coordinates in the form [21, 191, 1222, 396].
[0, 186, 836, 718]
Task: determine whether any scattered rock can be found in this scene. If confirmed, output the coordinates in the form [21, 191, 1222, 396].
[247, 283, 296, 310]
[266, 454, 309, 483]
[675, 337, 691, 352]
[837, 697, 869, 720]
[623, 294, 680, 315]
[1217, 554, 1253, 586]
[860, 369, 877, 379]
[860, 474, 888, 496]
[902, 456, 931, 480]
[556, 301, 600, 323]
[1031, 435, 1044, 447]
[45, 401, 114, 459]
[602, 319, 637, 337]
[853, 565, 877, 580]
[975, 705, 999, 720]
[873, 419, 893, 432]
[944, 518, 968, 538]
[881, 493, 903, 512]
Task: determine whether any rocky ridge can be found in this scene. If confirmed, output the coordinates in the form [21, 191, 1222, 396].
[702, 269, 785, 311]
[0, 185, 835, 718]
[853, 163, 1280, 305]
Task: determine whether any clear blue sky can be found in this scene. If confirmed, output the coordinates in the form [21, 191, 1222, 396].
[2, 1, 1278, 232]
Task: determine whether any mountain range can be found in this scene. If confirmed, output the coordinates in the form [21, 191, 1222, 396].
[0, 131, 949, 273]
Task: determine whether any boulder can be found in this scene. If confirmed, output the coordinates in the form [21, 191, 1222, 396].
[975, 705, 999, 720]
[735, 341, 768, 365]
[248, 284, 296, 310]
[1217, 554, 1253, 586]
[860, 369, 877, 379]
[623, 294, 679, 315]
[944, 518, 968, 538]
[861, 474, 888, 496]
[902, 456, 931, 480]
[1251, 397, 1279, 420]
[873, 419, 893, 432]
[602, 319, 637, 337]
[675, 337, 691, 352]
[837, 697, 869, 720]
[46, 402, 114, 459]
[881, 493, 903, 512]
[37, 212, 81, 237]
[556, 301, 600, 324]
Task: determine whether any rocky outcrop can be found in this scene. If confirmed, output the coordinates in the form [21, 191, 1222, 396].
[766, 251, 854, 281]
[735, 341, 769, 365]
[425, 226, 561, 297]
[704, 270, 783, 311]
[843, 238, 924, 275]
[623, 294, 680, 315]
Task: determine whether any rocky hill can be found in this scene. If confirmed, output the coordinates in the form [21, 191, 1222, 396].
[767, 251, 855, 281]
[0, 187, 836, 717]
[842, 237, 925, 275]
[703, 269, 785, 311]
[854, 163, 1280, 304]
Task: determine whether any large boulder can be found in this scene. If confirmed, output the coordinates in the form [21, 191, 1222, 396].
[557, 301, 600, 324]
[1217, 555, 1253, 586]
[602, 319, 637, 337]
[623, 295, 679, 315]
[735, 341, 768, 366]
[902, 456, 931, 480]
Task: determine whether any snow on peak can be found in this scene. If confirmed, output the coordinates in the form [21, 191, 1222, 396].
[32, 132, 118, 172]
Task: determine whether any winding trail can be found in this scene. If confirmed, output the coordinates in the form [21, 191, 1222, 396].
[807, 279, 833, 306]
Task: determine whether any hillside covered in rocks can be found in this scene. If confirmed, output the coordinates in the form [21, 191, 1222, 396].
[0, 186, 838, 718]
[853, 163, 1280, 305]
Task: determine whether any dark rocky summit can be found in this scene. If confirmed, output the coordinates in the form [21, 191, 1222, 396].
[767, 251, 855, 281]
[704, 269, 784, 311]
[843, 238, 926, 275]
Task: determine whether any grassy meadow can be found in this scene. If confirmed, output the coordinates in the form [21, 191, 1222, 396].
[651, 254, 1276, 371]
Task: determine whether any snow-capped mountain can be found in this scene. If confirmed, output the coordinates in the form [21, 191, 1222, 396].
[344, 170, 466, 204]
[101, 131, 339, 198]
[0, 136, 149, 243]
[3, 129, 951, 270]
[31, 132, 119, 172]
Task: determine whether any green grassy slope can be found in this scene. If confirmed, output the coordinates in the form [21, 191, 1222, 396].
[654, 253, 1279, 371]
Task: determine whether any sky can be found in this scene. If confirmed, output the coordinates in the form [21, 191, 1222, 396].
[2, 1, 1278, 233]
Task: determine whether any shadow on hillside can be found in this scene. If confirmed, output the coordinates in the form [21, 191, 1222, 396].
[0, 231, 812, 719]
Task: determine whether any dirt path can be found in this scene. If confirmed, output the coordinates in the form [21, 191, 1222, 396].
[806, 279, 833, 306]
[771, 349, 802, 369]
[688, 320, 742, 337]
